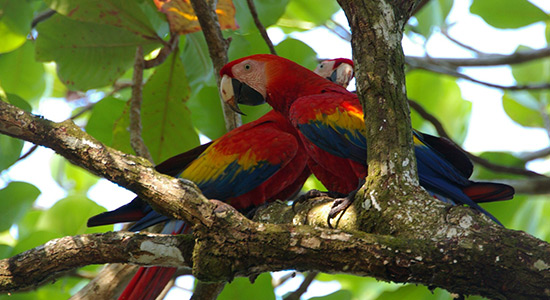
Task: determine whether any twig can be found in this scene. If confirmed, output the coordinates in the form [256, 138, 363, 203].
[283, 272, 318, 300]
[189, 0, 241, 131]
[15, 144, 38, 163]
[441, 27, 483, 55]
[129, 46, 154, 162]
[189, 282, 226, 300]
[406, 47, 550, 67]
[407, 59, 550, 90]
[518, 147, 550, 161]
[144, 35, 180, 69]
[31, 9, 56, 28]
[408, 99, 547, 178]
[246, 0, 277, 55]
[495, 177, 550, 195]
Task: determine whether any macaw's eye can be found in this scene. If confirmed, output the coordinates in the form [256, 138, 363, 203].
[244, 64, 251, 70]
[318, 64, 324, 69]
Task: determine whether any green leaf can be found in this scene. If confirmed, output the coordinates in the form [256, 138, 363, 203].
[470, 0, 549, 29]
[85, 96, 127, 145]
[218, 273, 275, 300]
[278, 0, 339, 31]
[413, 0, 453, 37]
[0, 244, 12, 259]
[376, 284, 452, 300]
[35, 14, 160, 90]
[187, 85, 226, 140]
[316, 274, 400, 299]
[44, 0, 166, 39]
[226, 31, 270, 61]
[406, 70, 471, 143]
[35, 195, 109, 236]
[181, 33, 215, 88]
[0, 275, 79, 300]
[511, 46, 550, 84]
[16, 209, 44, 240]
[233, 0, 289, 34]
[112, 101, 134, 155]
[0, 182, 40, 232]
[509, 195, 550, 241]
[502, 92, 545, 128]
[141, 51, 200, 163]
[0, 0, 33, 54]
[50, 155, 99, 193]
[0, 41, 46, 101]
[309, 290, 352, 300]
[275, 38, 318, 70]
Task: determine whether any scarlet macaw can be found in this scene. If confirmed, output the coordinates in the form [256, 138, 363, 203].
[219, 54, 514, 225]
[88, 110, 310, 300]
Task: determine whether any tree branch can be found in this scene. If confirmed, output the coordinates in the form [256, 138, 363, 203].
[246, 0, 277, 55]
[189, 0, 241, 131]
[130, 46, 154, 162]
[283, 272, 318, 300]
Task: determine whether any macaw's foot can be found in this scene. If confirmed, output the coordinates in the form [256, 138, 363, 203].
[293, 189, 346, 211]
[327, 189, 357, 228]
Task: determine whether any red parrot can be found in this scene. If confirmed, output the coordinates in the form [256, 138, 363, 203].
[219, 54, 514, 225]
[88, 110, 310, 300]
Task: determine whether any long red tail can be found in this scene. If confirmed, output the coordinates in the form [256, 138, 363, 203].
[119, 221, 188, 300]
[463, 182, 515, 203]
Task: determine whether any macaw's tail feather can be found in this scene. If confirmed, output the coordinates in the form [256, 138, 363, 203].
[119, 221, 189, 300]
[463, 182, 515, 203]
[87, 198, 149, 227]
[119, 267, 177, 300]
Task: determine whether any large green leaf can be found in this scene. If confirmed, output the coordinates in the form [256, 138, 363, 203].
[470, 0, 549, 29]
[141, 51, 200, 163]
[502, 92, 545, 128]
[316, 274, 400, 299]
[218, 273, 275, 300]
[0, 41, 46, 101]
[278, 0, 340, 31]
[44, 0, 166, 39]
[187, 85, 226, 140]
[35, 14, 160, 90]
[181, 33, 215, 88]
[510, 195, 550, 242]
[0, 93, 31, 171]
[275, 38, 318, 70]
[376, 284, 452, 300]
[309, 290, 352, 300]
[511, 46, 550, 84]
[0, 272, 80, 300]
[35, 195, 108, 236]
[406, 70, 471, 143]
[0, 182, 40, 232]
[227, 30, 270, 61]
[85, 96, 128, 145]
[0, 0, 33, 54]
[413, 0, 453, 37]
[233, 0, 289, 34]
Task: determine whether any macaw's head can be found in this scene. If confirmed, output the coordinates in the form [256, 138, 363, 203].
[314, 58, 354, 88]
[220, 54, 332, 115]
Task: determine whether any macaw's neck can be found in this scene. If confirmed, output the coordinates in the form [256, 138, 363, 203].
[264, 63, 346, 116]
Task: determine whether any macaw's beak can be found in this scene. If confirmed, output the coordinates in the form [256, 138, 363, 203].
[331, 63, 354, 87]
[220, 75, 265, 115]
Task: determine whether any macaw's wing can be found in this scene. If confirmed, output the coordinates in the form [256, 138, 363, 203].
[181, 121, 299, 200]
[154, 142, 213, 177]
[290, 93, 367, 163]
[414, 131, 473, 178]
[413, 132, 505, 225]
[462, 182, 515, 203]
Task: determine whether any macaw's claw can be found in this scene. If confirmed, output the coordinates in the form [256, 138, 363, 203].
[327, 189, 357, 228]
[293, 189, 346, 212]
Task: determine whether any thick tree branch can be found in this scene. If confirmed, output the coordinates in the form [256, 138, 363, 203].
[189, 0, 241, 131]
[2, 206, 550, 299]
